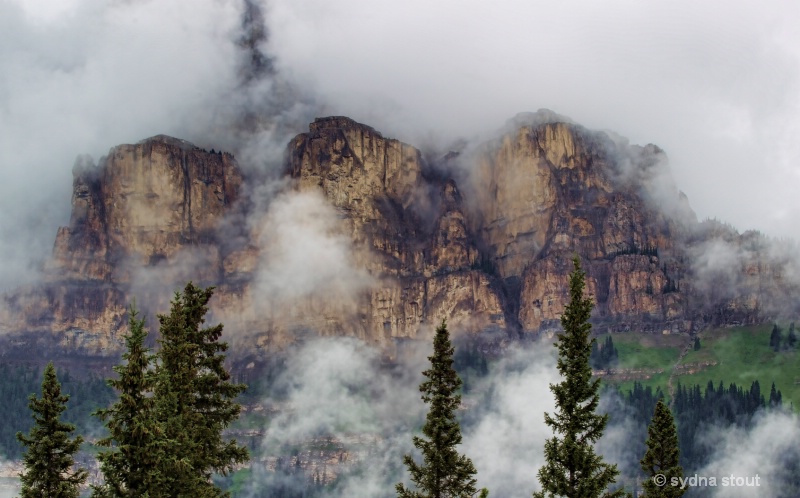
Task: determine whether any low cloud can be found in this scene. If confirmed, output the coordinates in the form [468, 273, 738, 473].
[252, 190, 375, 305]
[699, 410, 800, 498]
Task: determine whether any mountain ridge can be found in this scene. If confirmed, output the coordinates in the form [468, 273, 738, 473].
[1, 113, 797, 362]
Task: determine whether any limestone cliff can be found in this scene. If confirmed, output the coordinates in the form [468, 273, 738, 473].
[1, 136, 242, 354]
[1, 114, 797, 358]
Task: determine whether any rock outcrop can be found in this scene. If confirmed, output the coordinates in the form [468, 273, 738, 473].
[2, 113, 798, 358]
[1, 136, 242, 354]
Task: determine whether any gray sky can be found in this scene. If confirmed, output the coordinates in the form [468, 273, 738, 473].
[265, 0, 800, 236]
[1, 0, 799, 285]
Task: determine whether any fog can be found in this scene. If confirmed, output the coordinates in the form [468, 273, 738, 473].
[265, 0, 800, 240]
[227, 333, 799, 497]
[2, 0, 800, 287]
[2, 1, 800, 494]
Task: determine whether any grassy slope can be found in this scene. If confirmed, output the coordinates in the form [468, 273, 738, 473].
[603, 324, 800, 409]
[676, 324, 799, 408]
[602, 332, 682, 396]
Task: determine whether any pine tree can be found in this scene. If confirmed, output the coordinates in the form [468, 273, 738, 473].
[397, 319, 488, 498]
[16, 362, 88, 498]
[152, 282, 249, 496]
[640, 400, 685, 498]
[534, 256, 623, 498]
[93, 304, 162, 497]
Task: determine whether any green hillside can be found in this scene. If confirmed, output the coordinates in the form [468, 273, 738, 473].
[602, 324, 800, 409]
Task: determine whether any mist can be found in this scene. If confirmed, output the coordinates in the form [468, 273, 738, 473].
[3, 0, 800, 290]
[264, 0, 800, 240]
[0, 0, 316, 289]
[696, 410, 800, 498]
[225, 332, 800, 497]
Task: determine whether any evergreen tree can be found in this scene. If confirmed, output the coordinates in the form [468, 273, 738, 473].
[786, 323, 797, 349]
[397, 319, 488, 498]
[770, 382, 783, 408]
[770, 324, 782, 352]
[590, 341, 601, 370]
[93, 304, 161, 497]
[534, 256, 623, 498]
[152, 282, 249, 496]
[16, 362, 88, 498]
[640, 400, 685, 498]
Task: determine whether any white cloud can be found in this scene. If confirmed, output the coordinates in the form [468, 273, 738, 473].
[265, 0, 800, 239]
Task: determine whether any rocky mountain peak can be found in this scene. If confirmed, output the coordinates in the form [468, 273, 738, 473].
[1, 116, 797, 359]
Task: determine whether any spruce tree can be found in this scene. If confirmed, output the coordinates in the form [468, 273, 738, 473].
[397, 319, 487, 498]
[640, 400, 685, 498]
[770, 324, 781, 352]
[534, 256, 623, 498]
[16, 362, 88, 498]
[787, 323, 797, 349]
[152, 282, 249, 496]
[93, 304, 161, 497]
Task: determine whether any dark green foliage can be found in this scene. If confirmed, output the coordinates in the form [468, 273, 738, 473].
[397, 319, 485, 498]
[640, 400, 685, 498]
[590, 336, 619, 372]
[786, 323, 797, 350]
[770, 382, 783, 407]
[770, 324, 782, 352]
[16, 362, 88, 497]
[0, 364, 114, 460]
[672, 379, 776, 469]
[611, 244, 658, 258]
[93, 304, 161, 497]
[151, 282, 249, 496]
[692, 337, 700, 351]
[534, 256, 623, 498]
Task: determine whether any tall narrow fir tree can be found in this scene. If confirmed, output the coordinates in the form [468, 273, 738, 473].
[640, 400, 685, 498]
[93, 304, 162, 497]
[397, 319, 488, 498]
[17, 362, 88, 498]
[534, 256, 623, 498]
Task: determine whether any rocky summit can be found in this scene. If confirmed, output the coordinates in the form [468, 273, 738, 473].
[1, 113, 797, 360]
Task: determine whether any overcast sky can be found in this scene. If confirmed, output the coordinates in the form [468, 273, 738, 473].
[2, 0, 799, 284]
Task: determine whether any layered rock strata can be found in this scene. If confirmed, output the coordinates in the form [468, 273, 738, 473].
[1, 114, 797, 356]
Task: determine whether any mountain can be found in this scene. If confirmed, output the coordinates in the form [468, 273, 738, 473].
[1, 113, 797, 361]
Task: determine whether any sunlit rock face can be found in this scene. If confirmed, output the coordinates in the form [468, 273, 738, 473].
[2, 114, 798, 357]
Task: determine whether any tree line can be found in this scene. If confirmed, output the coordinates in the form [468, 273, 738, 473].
[12, 259, 790, 497]
[16, 283, 248, 497]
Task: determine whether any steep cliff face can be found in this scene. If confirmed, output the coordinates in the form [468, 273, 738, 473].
[50, 135, 241, 282]
[281, 117, 506, 342]
[1, 114, 797, 357]
[1, 136, 242, 354]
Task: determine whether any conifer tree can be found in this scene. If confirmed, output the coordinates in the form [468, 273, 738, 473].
[640, 400, 685, 498]
[534, 256, 623, 498]
[397, 319, 488, 498]
[152, 282, 249, 496]
[93, 304, 161, 497]
[786, 323, 797, 349]
[16, 362, 88, 498]
[770, 324, 782, 352]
